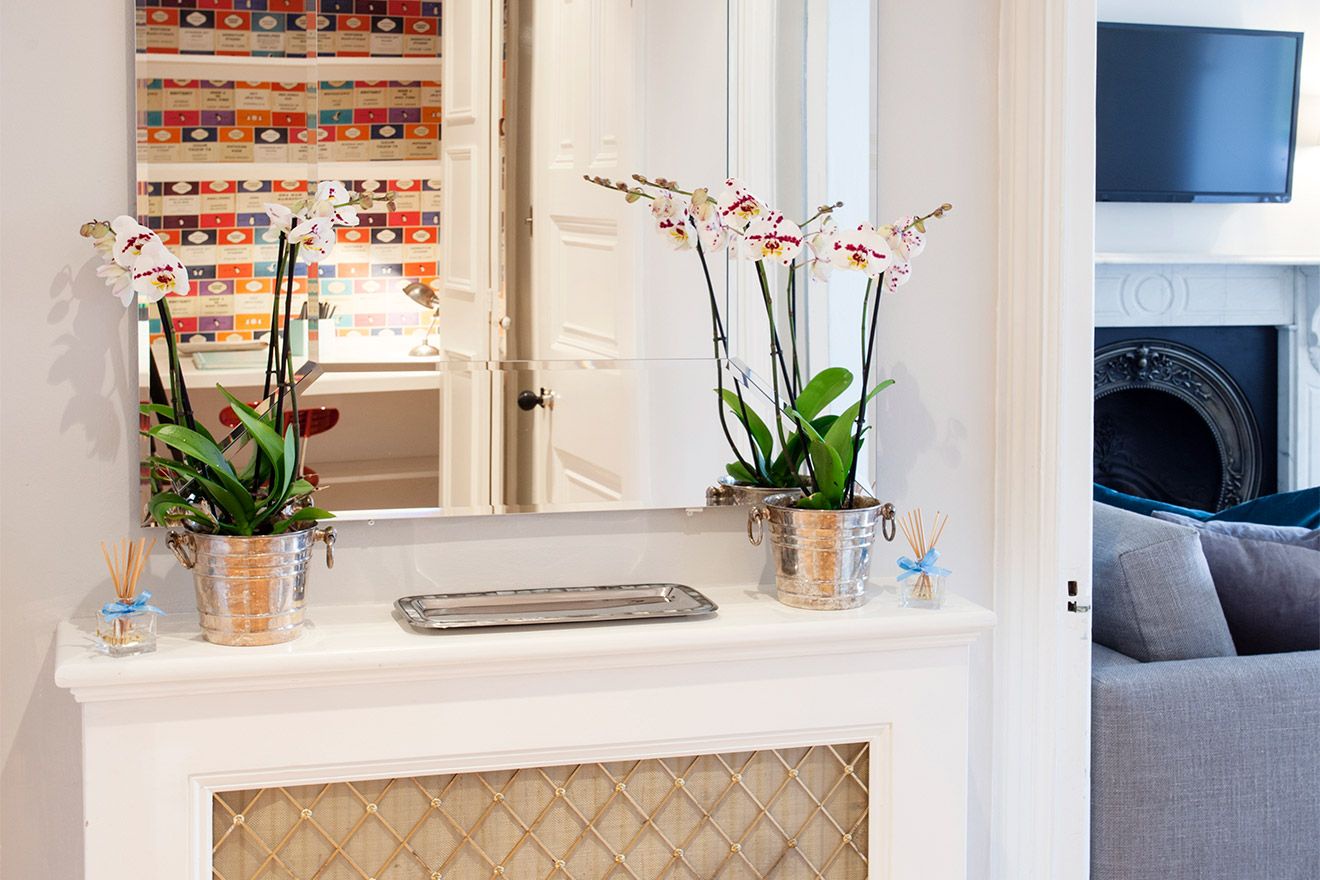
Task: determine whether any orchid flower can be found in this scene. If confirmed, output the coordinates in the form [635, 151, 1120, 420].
[806, 215, 839, 280]
[689, 188, 727, 252]
[111, 215, 160, 269]
[878, 216, 927, 292]
[131, 241, 190, 303]
[306, 179, 359, 227]
[264, 203, 296, 233]
[715, 178, 767, 232]
[828, 223, 890, 277]
[742, 212, 804, 266]
[882, 216, 926, 260]
[97, 261, 134, 306]
[288, 217, 336, 260]
[650, 192, 693, 250]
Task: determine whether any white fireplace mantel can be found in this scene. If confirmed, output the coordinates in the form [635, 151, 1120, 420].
[1094, 260, 1320, 490]
[55, 583, 993, 880]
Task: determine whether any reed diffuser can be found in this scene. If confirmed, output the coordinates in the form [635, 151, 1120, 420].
[896, 509, 952, 609]
[96, 537, 163, 656]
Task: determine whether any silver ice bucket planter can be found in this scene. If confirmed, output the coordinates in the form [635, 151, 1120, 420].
[168, 525, 336, 646]
[706, 477, 805, 507]
[748, 493, 885, 610]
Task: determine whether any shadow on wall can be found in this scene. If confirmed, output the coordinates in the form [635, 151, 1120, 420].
[48, 256, 132, 465]
[873, 361, 966, 501]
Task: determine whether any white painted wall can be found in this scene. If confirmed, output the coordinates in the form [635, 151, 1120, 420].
[1097, 0, 1320, 258]
[0, 3, 1001, 879]
[874, 2, 1000, 877]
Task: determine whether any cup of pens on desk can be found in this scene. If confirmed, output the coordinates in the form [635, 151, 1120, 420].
[295, 301, 338, 357]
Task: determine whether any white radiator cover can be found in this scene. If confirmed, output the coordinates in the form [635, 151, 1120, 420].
[55, 583, 993, 879]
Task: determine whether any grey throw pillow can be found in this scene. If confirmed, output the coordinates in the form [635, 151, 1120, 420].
[1093, 502, 1237, 661]
[1195, 532, 1320, 655]
[1152, 510, 1320, 552]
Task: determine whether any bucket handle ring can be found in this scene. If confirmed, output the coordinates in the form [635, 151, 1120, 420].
[167, 530, 196, 570]
[314, 526, 337, 569]
[879, 503, 897, 542]
[747, 506, 767, 546]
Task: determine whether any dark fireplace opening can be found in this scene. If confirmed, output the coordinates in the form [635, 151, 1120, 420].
[1095, 388, 1225, 510]
[1094, 328, 1274, 511]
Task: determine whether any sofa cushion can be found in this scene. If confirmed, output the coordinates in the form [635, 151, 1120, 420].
[1152, 510, 1320, 551]
[1095, 483, 1320, 529]
[1195, 532, 1320, 655]
[1093, 503, 1237, 661]
[1212, 486, 1320, 530]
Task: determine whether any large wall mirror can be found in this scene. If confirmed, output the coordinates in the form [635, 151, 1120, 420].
[135, 0, 873, 518]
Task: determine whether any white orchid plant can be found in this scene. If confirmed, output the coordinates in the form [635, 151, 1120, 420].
[80, 181, 393, 535]
[588, 173, 951, 510]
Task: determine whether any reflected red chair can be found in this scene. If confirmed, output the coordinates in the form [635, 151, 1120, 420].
[218, 404, 340, 488]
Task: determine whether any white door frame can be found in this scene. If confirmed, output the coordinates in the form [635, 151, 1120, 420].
[991, 1, 1096, 879]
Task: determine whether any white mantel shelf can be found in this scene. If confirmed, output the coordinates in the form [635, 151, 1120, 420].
[54, 583, 994, 703]
[1096, 251, 1320, 265]
[57, 583, 994, 879]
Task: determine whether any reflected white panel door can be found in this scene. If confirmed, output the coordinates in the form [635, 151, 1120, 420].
[525, 0, 642, 505]
[439, 0, 496, 509]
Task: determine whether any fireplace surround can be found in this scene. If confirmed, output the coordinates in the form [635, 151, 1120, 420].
[1094, 260, 1320, 496]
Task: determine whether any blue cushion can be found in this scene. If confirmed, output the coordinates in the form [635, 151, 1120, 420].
[1211, 487, 1319, 530]
[1092, 484, 1212, 521]
[1094, 483, 1319, 529]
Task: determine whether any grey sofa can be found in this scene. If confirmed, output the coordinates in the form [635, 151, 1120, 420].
[1090, 503, 1320, 880]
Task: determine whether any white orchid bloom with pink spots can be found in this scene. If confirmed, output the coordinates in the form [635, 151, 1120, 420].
[688, 188, 727, 252]
[715, 178, 767, 233]
[97, 261, 134, 306]
[264, 202, 296, 233]
[827, 223, 890, 278]
[288, 217, 337, 260]
[110, 215, 160, 269]
[884, 259, 912, 292]
[650, 192, 693, 250]
[742, 212, 803, 266]
[130, 241, 190, 303]
[806, 215, 839, 280]
[882, 216, 926, 260]
[878, 216, 927, 292]
[306, 180, 359, 227]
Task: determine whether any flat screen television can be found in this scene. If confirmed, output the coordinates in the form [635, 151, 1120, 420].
[1096, 22, 1304, 203]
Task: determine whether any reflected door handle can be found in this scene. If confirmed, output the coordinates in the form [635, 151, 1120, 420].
[517, 388, 555, 411]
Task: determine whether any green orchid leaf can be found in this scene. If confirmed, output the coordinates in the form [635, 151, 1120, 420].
[146, 424, 254, 520]
[286, 478, 315, 498]
[147, 457, 252, 532]
[773, 414, 839, 478]
[725, 461, 757, 484]
[148, 491, 217, 529]
[717, 389, 773, 462]
[271, 507, 335, 534]
[807, 438, 846, 507]
[823, 379, 896, 471]
[794, 492, 836, 510]
[793, 367, 854, 420]
[217, 385, 285, 469]
[147, 423, 236, 477]
[139, 403, 176, 423]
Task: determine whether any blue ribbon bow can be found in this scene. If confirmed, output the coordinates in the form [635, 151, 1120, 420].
[100, 591, 164, 620]
[896, 549, 952, 581]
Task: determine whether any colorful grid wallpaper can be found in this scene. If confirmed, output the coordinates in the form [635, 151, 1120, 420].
[138, 178, 440, 342]
[137, 79, 442, 164]
[135, 1, 442, 58]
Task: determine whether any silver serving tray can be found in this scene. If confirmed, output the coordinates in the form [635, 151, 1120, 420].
[395, 584, 718, 631]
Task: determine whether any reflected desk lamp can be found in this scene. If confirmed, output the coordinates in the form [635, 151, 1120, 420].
[402, 281, 441, 357]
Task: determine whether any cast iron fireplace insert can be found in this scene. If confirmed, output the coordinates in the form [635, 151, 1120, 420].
[1094, 339, 1262, 511]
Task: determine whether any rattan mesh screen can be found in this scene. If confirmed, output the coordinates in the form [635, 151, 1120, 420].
[212, 742, 870, 880]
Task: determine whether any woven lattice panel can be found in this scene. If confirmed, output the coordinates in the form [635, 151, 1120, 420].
[212, 743, 870, 880]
